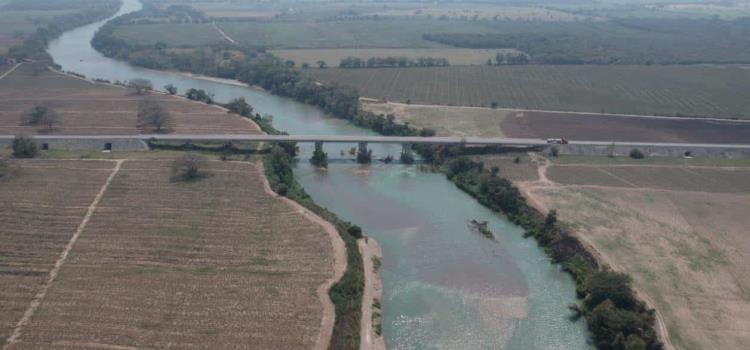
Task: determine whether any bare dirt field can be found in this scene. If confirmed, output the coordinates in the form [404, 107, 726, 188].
[0, 64, 260, 135]
[501, 111, 750, 144]
[513, 157, 750, 350]
[0, 160, 117, 344]
[363, 101, 750, 144]
[2, 158, 338, 349]
[547, 164, 750, 193]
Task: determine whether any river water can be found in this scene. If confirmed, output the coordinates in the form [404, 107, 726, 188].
[47, 1, 589, 348]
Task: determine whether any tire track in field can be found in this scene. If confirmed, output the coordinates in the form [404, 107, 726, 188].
[2, 160, 123, 349]
[0, 63, 22, 81]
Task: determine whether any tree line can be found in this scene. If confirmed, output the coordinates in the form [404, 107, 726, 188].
[5, 0, 120, 62]
[91, 6, 438, 140]
[423, 17, 750, 65]
[339, 56, 449, 68]
[440, 156, 661, 350]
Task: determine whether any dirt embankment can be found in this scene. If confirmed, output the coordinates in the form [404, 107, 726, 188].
[256, 161, 347, 350]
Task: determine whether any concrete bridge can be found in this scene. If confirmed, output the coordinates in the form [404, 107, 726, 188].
[1, 134, 750, 158]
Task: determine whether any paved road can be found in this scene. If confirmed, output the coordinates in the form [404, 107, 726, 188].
[1, 134, 749, 149]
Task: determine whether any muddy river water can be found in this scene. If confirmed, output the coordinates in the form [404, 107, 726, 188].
[47, 1, 588, 348]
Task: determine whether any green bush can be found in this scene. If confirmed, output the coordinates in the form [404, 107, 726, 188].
[12, 136, 38, 158]
[629, 148, 645, 159]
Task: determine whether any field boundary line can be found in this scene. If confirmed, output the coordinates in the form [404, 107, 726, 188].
[2, 160, 123, 349]
[0, 62, 22, 81]
[367, 100, 750, 123]
[255, 161, 346, 350]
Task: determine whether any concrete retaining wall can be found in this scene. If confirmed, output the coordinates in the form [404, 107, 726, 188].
[0, 138, 148, 151]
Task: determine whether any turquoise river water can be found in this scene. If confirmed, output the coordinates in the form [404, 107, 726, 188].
[47, 1, 589, 348]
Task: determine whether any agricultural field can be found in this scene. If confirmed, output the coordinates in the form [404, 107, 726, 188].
[308, 65, 750, 118]
[0, 63, 259, 135]
[271, 48, 515, 68]
[362, 100, 510, 138]
[363, 101, 750, 143]
[0, 160, 118, 344]
[371, 4, 593, 21]
[216, 19, 502, 49]
[511, 156, 750, 350]
[113, 23, 226, 47]
[1, 158, 338, 349]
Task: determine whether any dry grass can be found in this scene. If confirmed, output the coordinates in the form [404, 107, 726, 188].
[547, 164, 750, 193]
[363, 100, 750, 143]
[0, 64, 260, 135]
[2, 159, 336, 349]
[362, 101, 510, 138]
[520, 159, 750, 350]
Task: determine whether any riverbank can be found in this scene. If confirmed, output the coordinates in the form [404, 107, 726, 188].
[358, 238, 385, 350]
[50, 1, 591, 347]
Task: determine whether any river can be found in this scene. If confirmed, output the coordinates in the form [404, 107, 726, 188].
[47, 1, 589, 348]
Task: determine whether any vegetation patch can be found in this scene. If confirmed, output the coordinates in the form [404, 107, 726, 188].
[264, 146, 365, 350]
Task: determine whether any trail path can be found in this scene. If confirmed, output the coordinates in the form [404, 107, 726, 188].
[367, 100, 750, 123]
[212, 22, 236, 44]
[0, 63, 21, 80]
[2, 160, 123, 349]
[255, 161, 346, 350]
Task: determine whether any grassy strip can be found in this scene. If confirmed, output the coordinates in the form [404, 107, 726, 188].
[264, 148, 364, 350]
[440, 157, 662, 350]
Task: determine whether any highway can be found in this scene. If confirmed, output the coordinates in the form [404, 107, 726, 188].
[1, 134, 749, 149]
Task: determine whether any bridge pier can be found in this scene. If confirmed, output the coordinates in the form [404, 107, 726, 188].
[400, 143, 415, 164]
[310, 141, 328, 167]
[356, 142, 371, 164]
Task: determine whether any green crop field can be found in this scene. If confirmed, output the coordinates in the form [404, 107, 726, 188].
[306, 65, 750, 118]
[216, 19, 501, 49]
[113, 23, 227, 47]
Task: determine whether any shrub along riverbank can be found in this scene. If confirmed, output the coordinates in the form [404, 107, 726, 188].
[5, 0, 121, 63]
[163, 95, 366, 350]
[441, 157, 661, 349]
[88, 5, 662, 346]
[264, 147, 365, 350]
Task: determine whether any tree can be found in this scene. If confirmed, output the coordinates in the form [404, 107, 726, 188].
[584, 270, 637, 310]
[348, 225, 363, 238]
[129, 78, 153, 95]
[629, 148, 644, 159]
[225, 97, 253, 117]
[171, 153, 207, 181]
[12, 135, 38, 158]
[185, 88, 213, 104]
[310, 147, 328, 168]
[164, 84, 177, 95]
[544, 209, 557, 231]
[138, 98, 173, 133]
[21, 105, 60, 131]
[0, 156, 7, 178]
